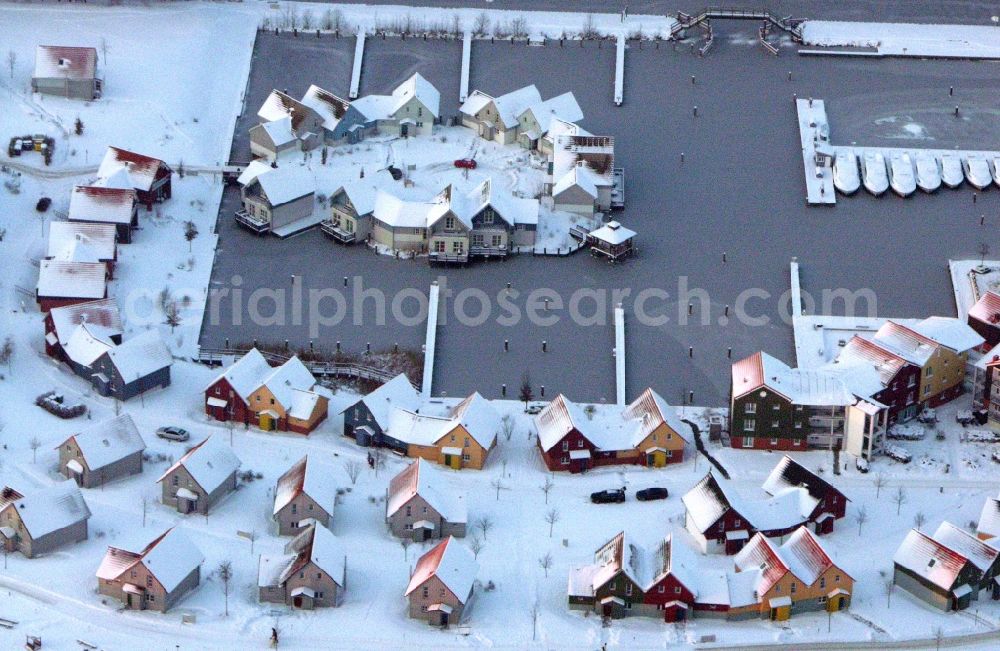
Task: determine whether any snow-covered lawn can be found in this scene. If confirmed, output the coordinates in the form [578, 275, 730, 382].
[801, 21, 1000, 59]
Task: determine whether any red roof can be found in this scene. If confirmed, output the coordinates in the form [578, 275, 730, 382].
[734, 533, 789, 597]
[405, 536, 448, 596]
[969, 291, 1000, 327]
[838, 336, 908, 385]
[731, 352, 765, 399]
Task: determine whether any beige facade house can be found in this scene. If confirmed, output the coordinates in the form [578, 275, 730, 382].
[96, 527, 204, 613]
[32, 45, 101, 100]
[235, 160, 316, 236]
[251, 89, 324, 159]
[460, 86, 541, 145]
[0, 481, 91, 558]
[405, 536, 478, 627]
[322, 181, 382, 245]
[547, 134, 619, 216]
[352, 73, 440, 138]
[258, 523, 347, 609]
[156, 436, 240, 515]
[273, 456, 338, 536]
[516, 92, 583, 150]
[386, 459, 467, 541]
[57, 414, 146, 488]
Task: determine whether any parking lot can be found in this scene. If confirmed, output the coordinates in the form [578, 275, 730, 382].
[203, 26, 1000, 406]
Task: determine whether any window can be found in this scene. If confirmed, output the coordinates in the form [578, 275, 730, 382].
[560, 456, 569, 465]
[464, 438, 471, 448]
[435, 240, 446, 253]
[770, 438, 778, 446]
[734, 519, 741, 527]
[421, 605, 428, 612]
[835, 574, 840, 583]
[439, 588, 446, 598]
[674, 586, 682, 594]
[491, 235, 503, 247]
[317, 572, 322, 579]
[562, 441, 569, 452]
[445, 217, 455, 230]
[666, 450, 673, 458]
[744, 403, 757, 414]
[291, 504, 297, 514]
[742, 436, 754, 448]
[820, 577, 826, 589]
[625, 583, 632, 596]
[744, 419, 756, 432]
[462, 453, 470, 461]
[405, 506, 411, 517]
[422, 587, 429, 598]
[925, 366, 933, 377]
[771, 421, 779, 429]
[794, 421, 802, 429]
[578, 440, 584, 448]
[147, 593, 155, 603]
[790, 582, 797, 594]
[308, 504, 313, 511]
[452, 241, 464, 254]
[172, 475, 178, 487]
[793, 440, 801, 446]
[658, 586, 665, 593]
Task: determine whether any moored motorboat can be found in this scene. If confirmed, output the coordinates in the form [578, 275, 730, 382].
[861, 151, 889, 196]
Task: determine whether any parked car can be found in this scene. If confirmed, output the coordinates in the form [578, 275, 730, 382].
[156, 426, 190, 442]
[590, 488, 626, 504]
[956, 410, 976, 426]
[855, 457, 870, 473]
[525, 403, 543, 415]
[884, 444, 912, 464]
[917, 408, 937, 424]
[454, 158, 477, 169]
[636, 487, 669, 501]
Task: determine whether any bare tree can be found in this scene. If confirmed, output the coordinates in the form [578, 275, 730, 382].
[100, 38, 109, 66]
[538, 552, 553, 577]
[473, 11, 490, 36]
[545, 508, 560, 538]
[164, 302, 181, 333]
[218, 560, 233, 616]
[184, 220, 199, 252]
[470, 535, 484, 559]
[248, 529, 257, 556]
[581, 13, 599, 39]
[141, 495, 148, 527]
[400, 536, 411, 560]
[519, 372, 533, 411]
[855, 505, 868, 536]
[0, 336, 13, 373]
[873, 472, 887, 499]
[29, 436, 40, 463]
[913, 511, 926, 532]
[893, 486, 908, 516]
[541, 475, 555, 504]
[979, 242, 991, 267]
[451, 13, 462, 36]
[883, 577, 894, 608]
[344, 460, 362, 485]
[6, 50, 15, 80]
[475, 515, 494, 541]
[531, 600, 540, 641]
[500, 414, 515, 441]
[934, 626, 944, 651]
[490, 477, 506, 501]
[301, 10, 314, 30]
[509, 16, 528, 39]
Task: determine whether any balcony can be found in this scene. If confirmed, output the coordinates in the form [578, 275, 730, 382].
[234, 209, 270, 234]
[469, 245, 508, 258]
[320, 220, 357, 244]
[428, 251, 469, 264]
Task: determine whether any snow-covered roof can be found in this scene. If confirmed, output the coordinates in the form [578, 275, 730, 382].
[386, 459, 466, 524]
[836, 335, 909, 386]
[733, 533, 789, 598]
[240, 162, 315, 207]
[932, 521, 1000, 574]
[762, 455, 842, 509]
[205, 348, 274, 400]
[65, 414, 145, 471]
[348, 373, 420, 430]
[871, 321, 941, 366]
[260, 524, 345, 588]
[969, 291, 1000, 327]
[894, 528, 969, 590]
[34, 45, 96, 80]
[404, 536, 477, 601]
[391, 73, 440, 118]
[332, 181, 381, 217]
[350, 95, 396, 122]
[68, 185, 136, 225]
[553, 165, 600, 199]
[521, 92, 583, 135]
[63, 323, 115, 367]
[301, 84, 351, 131]
[257, 89, 319, 134]
[535, 394, 651, 454]
[551, 134, 615, 187]
[157, 436, 240, 494]
[48, 222, 116, 263]
[0, 480, 91, 540]
[776, 527, 840, 586]
[544, 118, 591, 143]
[96, 147, 168, 193]
[909, 316, 984, 354]
[273, 456, 338, 518]
[259, 116, 297, 147]
[978, 498, 1000, 540]
[287, 387, 326, 421]
[137, 528, 204, 593]
[739, 487, 813, 532]
[372, 191, 435, 229]
[731, 351, 860, 406]
[259, 356, 317, 409]
[461, 86, 540, 129]
[588, 221, 635, 246]
[620, 388, 689, 444]
[49, 298, 122, 347]
[448, 392, 499, 450]
[37, 260, 106, 300]
[681, 473, 732, 533]
[104, 329, 172, 380]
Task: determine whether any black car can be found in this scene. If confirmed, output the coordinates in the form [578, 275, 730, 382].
[590, 488, 626, 504]
[636, 487, 669, 501]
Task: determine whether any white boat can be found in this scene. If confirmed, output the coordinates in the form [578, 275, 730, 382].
[888, 153, 916, 197]
[940, 154, 964, 188]
[963, 155, 992, 190]
[993, 157, 1000, 189]
[832, 150, 860, 195]
[861, 151, 889, 196]
[914, 152, 941, 193]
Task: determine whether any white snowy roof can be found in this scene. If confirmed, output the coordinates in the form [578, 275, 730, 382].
[979, 498, 1000, 540]
[448, 392, 499, 450]
[910, 316, 984, 354]
[739, 487, 813, 532]
[349, 373, 420, 430]
[273, 456, 338, 518]
[554, 164, 599, 199]
[461, 85, 540, 129]
[544, 118, 591, 142]
[391, 72, 440, 118]
[932, 521, 1000, 573]
[104, 329, 172, 380]
[535, 394, 654, 454]
[68, 185, 136, 225]
[620, 388, 690, 444]
[372, 191, 435, 229]
[682, 473, 732, 533]
[386, 459, 467, 524]
[260, 524, 345, 588]
[333, 182, 381, 217]
[871, 321, 941, 366]
[205, 348, 274, 400]
[48, 222, 116, 263]
[522, 92, 583, 135]
[34, 46, 97, 80]
[257, 89, 317, 132]
[405, 536, 477, 601]
[551, 134, 615, 187]
[731, 351, 860, 406]
[588, 221, 635, 246]
[761, 455, 841, 510]
[350, 94, 396, 122]
[49, 298, 122, 347]
[260, 116, 297, 147]
[733, 533, 790, 599]
[260, 356, 317, 409]
[1, 480, 91, 539]
[287, 388, 326, 421]
[95, 147, 168, 193]
[301, 84, 351, 131]
[63, 322, 116, 367]
[157, 436, 240, 494]
[894, 528, 969, 590]
[37, 260, 106, 300]
[240, 162, 315, 207]
[139, 528, 205, 593]
[66, 414, 145, 471]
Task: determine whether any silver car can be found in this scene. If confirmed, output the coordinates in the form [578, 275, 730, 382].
[156, 426, 190, 442]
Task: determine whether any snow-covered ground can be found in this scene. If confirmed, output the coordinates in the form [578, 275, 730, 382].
[801, 21, 1000, 59]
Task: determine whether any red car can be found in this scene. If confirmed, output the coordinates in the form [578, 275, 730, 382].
[454, 158, 477, 169]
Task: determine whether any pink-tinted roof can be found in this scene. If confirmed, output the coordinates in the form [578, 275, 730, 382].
[34, 46, 97, 80]
[404, 536, 477, 600]
[97, 147, 169, 192]
[48, 298, 122, 345]
[69, 185, 137, 225]
[731, 352, 766, 399]
[777, 527, 841, 585]
[838, 336, 908, 385]
[969, 291, 1000, 327]
[733, 533, 789, 597]
[894, 529, 969, 590]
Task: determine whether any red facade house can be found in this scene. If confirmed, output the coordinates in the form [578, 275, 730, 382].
[67, 185, 139, 244]
[761, 455, 849, 534]
[96, 147, 172, 211]
[46, 221, 118, 280]
[203, 348, 273, 425]
[36, 260, 108, 312]
[44, 298, 123, 360]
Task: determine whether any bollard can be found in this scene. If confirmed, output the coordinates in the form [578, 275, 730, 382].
[955, 105, 959, 116]
[973, 192, 977, 204]
[688, 303, 693, 316]
[693, 105, 698, 117]
[723, 251, 727, 263]
[727, 347, 732, 358]
[981, 215, 985, 226]
[725, 304, 729, 317]
[310, 340, 314, 353]
[394, 342, 399, 354]
[344, 276, 348, 287]
[681, 152, 685, 163]
[542, 340, 548, 352]
[691, 74, 695, 84]
[504, 339, 509, 352]
[545, 298, 550, 310]
[689, 390, 694, 404]
[689, 346, 693, 358]
[253, 338, 258, 348]
[225, 337, 230, 349]
[506, 282, 512, 292]
[540, 385, 545, 397]
[787, 70, 792, 81]
[284, 339, 289, 350]
[501, 384, 507, 397]
[949, 86, 953, 96]
[336, 341, 341, 353]
[366, 342, 371, 354]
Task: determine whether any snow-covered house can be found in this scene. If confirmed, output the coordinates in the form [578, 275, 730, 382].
[47, 222, 117, 279]
[67, 185, 138, 243]
[0, 481, 91, 558]
[273, 456, 338, 535]
[977, 496, 1000, 541]
[460, 86, 541, 145]
[59, 323, 117, 383]
[252, 89, 324, 160]
[57, 414, 146, 488]
[547, 134, 618, 216]
[728, 528, 852, 621]
[761, 455, 848, 535]
[203, 347, 273, 425]
[95, 147, 173, 211]
[833, 335, 922, 425]
[971, 348, 1000, 413]
[96, 527, 204, 613]
[386, 459, 467, 541]
[236, 160, 316, 236]
[90, 329, 172, 401]
[893, 528, 980, 612]
[535, 390, 688, 473]
[44, 298, 122, 362]
[353, 73, 440, 138]
[36, 260, 108, 312]
[968, 290, 1000, 352]
[586, 220, 635, 262]
[32, 45, 101, 100]
[322, 181, 382, 244]
[539, 117, 590, 157]
[157, 436, 240, 515]
[405, 536, 477, 626]
[932, 521, 1000, 598]
[249, 117, 302, 162]
[258, 523, 346, 609]
[301, 84, 368, 144]
[517, 92, 583, 151]
[342, 373, 421, 447]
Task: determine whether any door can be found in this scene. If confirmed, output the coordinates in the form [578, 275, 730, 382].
[770, 605, 790, 621]
[648, 451, 666, 467]
[439, 611, 449, 627]
[293, 596, 302, 608]
[259, 412, 276, 431]
[448, 454, 461, 470]
[400, 123, 409, 137]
